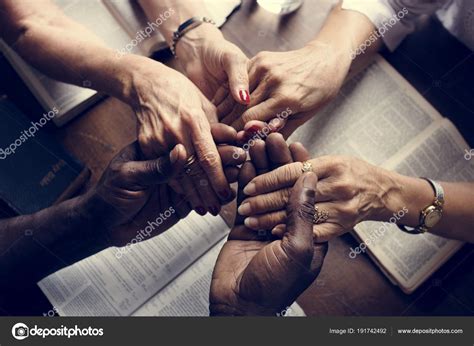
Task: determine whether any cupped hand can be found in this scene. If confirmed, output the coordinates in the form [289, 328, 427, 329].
[210, 164, 327, 316]
[218, 42, 351, 137]
[239, 155, 398, 242]
[175, 23, 250, 106]
[89, 124, 246, 247]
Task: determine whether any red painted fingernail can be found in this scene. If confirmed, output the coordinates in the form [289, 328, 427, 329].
[239, 89, 250, 104]
[209, 206, 219, 216]
[195, 206, 206, 215]
[246, 125, 260, 135]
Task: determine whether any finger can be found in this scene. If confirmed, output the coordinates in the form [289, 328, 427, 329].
[244, 157, 335, 196]
[267, 117, 287, 132]
[248, 139, 269, 175]
[231, 98, 283, 130]
[312, 223, 345, 243]
[224, 167, 240, 183]
[265, 132, 293, 169]
[282, 172, 318, 263]
[223, 50, 250, 105]
[120, 144, 187, 188]
[220, 102, 247, 128]
[244, 210, 287, 230]
[238, 188, 291, 216]
[178, 174, 206, 215]
[289, 142, 310, 162]
[211, 84, 229, 106]
[217, 93, 240, 119]
[186, 162, 222, 216]
[271, 224, 286, 238]
[235, 161, 256, 225]
[218, 145, 246, 167]
[168, 178, 184, 195]
[211, 123, 237, 144]
[243, 162, 302, 196]
[190, 114, 233, 202]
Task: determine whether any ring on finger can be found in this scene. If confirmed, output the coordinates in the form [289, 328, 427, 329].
[301, 161, 313, 173]
[313, 205, 329, 224]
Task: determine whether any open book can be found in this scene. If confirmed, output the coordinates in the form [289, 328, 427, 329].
[289, 55, 474, 294]
[0, 0, 240, 126]
[38, 212, 304, 316]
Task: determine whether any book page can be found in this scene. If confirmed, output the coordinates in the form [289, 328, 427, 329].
[133, 238, 306, 317]
[355, 119, 474, 293]
[38, 212, 229, 316]
[289, 55, 441, 166]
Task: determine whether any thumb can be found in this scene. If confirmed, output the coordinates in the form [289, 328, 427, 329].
[281, 172, 318, 264]
[122, 144, 187, 187]
[222, 49, 250, 105]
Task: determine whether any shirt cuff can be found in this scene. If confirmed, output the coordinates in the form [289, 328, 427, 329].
[342, 0, 413, 51]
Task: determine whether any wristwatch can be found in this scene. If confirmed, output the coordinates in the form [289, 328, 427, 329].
[398, 178, 444, 234]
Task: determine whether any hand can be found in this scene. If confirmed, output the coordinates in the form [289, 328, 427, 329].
[210, 133, 327, 315]
[239, 156, 400, 242]
[87, 124, 246, 247]
[176, 23, 250, 105]
[218, 42, 351, 136]
[210, 167, 327, 315]
[125, 55, 241, 215]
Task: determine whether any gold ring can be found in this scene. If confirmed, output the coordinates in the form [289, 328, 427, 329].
[313, 205, 329, 224]
[301, 161, 313, 173]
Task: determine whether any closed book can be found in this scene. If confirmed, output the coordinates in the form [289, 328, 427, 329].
[0, 99, 89, 215]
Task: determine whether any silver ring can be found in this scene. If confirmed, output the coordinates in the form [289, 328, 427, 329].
[184, 154, 197, 175]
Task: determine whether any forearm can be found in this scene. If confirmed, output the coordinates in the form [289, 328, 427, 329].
[0, 191, 109, 286]
[138, 0, 210, 46]
[0, 0, 155, 105]
[306, 3, 382, 79]
[379, 171, 474, 243]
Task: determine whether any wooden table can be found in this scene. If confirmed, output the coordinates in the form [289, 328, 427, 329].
[1, 0, 473, 316]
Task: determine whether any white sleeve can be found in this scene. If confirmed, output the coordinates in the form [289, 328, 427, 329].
[342, 0, 451, 51]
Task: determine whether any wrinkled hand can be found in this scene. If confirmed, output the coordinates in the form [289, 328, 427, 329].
[128, 56, 242, 215]
[90, 124, 246, 247]
[210, 134, 327, 316]
[218, 42, 350, 137]
[176, 23, 250, 105]
[239, 155, 397, 242]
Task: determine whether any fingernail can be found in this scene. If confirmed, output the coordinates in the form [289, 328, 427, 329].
[170, 145, 180, 164]
[246, 125, 260, 135]
[195, 206, 206, 215]
[218, 189, 231, 200]
[243, 182, 256, 195]
[244, 217, 258, 229]
[239, 89, 250, 104]
[238, 202, 251, 216]
[209, 206, 219, 216]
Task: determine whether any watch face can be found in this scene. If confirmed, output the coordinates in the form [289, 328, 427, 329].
[425, 209, 442, 228]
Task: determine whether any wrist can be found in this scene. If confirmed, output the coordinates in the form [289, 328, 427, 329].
[116, 55, 169, 109]
[374, 171, 434, 227]
[175, 23, 221, 62]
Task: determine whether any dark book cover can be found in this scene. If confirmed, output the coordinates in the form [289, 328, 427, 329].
[0, 99, 89, 215]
